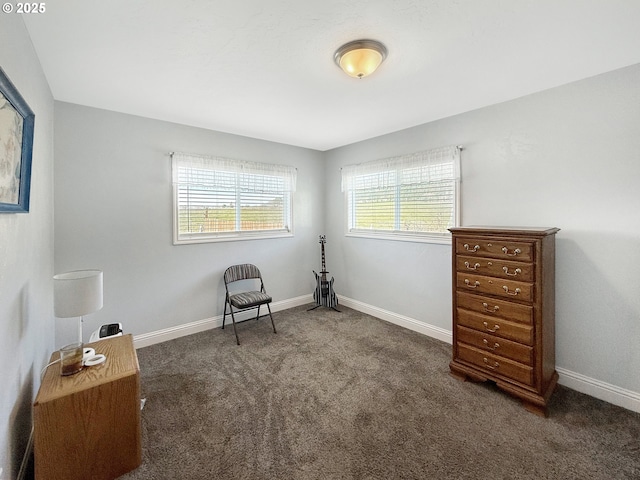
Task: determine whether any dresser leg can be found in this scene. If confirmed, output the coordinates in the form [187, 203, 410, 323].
[522, 400, 548, 417]
[450, 369, 468, 382]
[450, 363, 487, 383]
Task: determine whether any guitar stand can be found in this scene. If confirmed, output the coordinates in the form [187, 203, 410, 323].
[307, 303, 341, 312]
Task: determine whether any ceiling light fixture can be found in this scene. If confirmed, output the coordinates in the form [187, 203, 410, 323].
[334, 39, 388, 79]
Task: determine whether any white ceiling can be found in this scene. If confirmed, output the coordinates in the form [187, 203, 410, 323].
[23, 0, 640, 151]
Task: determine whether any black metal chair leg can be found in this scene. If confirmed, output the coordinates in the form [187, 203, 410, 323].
[229, 307, 240, 345]
[255, 304, 261, 321]
[222, 297, 228, 329]
[267, 303, 276, 334]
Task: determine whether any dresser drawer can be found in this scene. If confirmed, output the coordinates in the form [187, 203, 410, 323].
[456, 273, 533, 302]
[455, 238, 534, 261]
[457, 326, 533, 364]
[457, 344, 533, 386]
[457, 308, 534, 346]
[456, 255, 534, 282]
[456, 292, 533, 324]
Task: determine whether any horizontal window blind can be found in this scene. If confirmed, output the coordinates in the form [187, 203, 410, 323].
[342, 146, 461, 241]
[172, 152, 296, 244]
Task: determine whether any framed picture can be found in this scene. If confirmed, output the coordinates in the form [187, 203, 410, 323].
[0, 66, 35, 213]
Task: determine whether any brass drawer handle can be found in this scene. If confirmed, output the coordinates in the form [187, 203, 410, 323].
[483, 339, 500, 351]
[463, 244, 480, 252]
[465, 261, 481, 270]
[483, 358, 500, 370]
[482, 302, 499, 313]
[501, 247, 522, 256]
[503, 267, 522, 277]
[483, 321, 500, 333]
[464, 279, 480, 289]
[503, 286, 521, 296]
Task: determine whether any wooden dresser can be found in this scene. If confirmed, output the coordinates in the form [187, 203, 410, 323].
[449, 226, 559, 416]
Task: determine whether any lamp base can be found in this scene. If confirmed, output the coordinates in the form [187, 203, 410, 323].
[78, 316, 84, 344]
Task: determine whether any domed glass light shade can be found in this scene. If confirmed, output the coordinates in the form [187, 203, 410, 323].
[334, 40, 388, 79]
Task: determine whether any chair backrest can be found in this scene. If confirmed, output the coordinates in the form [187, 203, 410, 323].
[224, 264, 262, 285]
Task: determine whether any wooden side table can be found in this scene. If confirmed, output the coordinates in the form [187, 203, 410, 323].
[34, 334, 141, 480]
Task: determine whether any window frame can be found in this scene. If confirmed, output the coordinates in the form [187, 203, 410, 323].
[342, 146, 461, 245]
[172, 152, 296, 245]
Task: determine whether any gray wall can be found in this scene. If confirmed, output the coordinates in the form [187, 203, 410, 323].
[0, 15, 55, 478]
[54, 64, 640, 401]
[54, 103, 325, 346]
[324, 63, 640, 395]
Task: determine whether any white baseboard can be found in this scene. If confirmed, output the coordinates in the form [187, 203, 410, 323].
[338, 296, 453, 344]
[133, 294, 312, 349]
[556, 367, 640, 413]
[132, 294, 640, 414]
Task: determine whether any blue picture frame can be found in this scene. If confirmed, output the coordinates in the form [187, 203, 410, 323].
[0, 66, 35, 213]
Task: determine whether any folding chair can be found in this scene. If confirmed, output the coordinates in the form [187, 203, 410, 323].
[222, 264, 277, 345]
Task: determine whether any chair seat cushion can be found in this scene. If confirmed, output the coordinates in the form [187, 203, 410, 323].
[229, 291, 272, 309]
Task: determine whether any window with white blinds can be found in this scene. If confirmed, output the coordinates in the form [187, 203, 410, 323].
[341, 146, 461, 243]
[172, 152, 296, 244]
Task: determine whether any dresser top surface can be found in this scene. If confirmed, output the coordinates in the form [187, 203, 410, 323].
[449, 226, 560, 237]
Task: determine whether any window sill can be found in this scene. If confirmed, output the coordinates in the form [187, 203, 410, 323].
[345, 230, 452, 245]
[174, 231, 293, 245]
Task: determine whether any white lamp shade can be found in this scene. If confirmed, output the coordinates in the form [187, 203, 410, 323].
[53, 270, 104, 318]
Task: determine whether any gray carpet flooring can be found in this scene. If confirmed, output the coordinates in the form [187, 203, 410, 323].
[119, 305, 640, 479]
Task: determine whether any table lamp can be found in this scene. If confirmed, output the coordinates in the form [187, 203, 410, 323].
[53, 269, 103, 343]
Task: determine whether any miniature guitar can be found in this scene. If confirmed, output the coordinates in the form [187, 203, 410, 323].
[309, 235, 339, 311]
